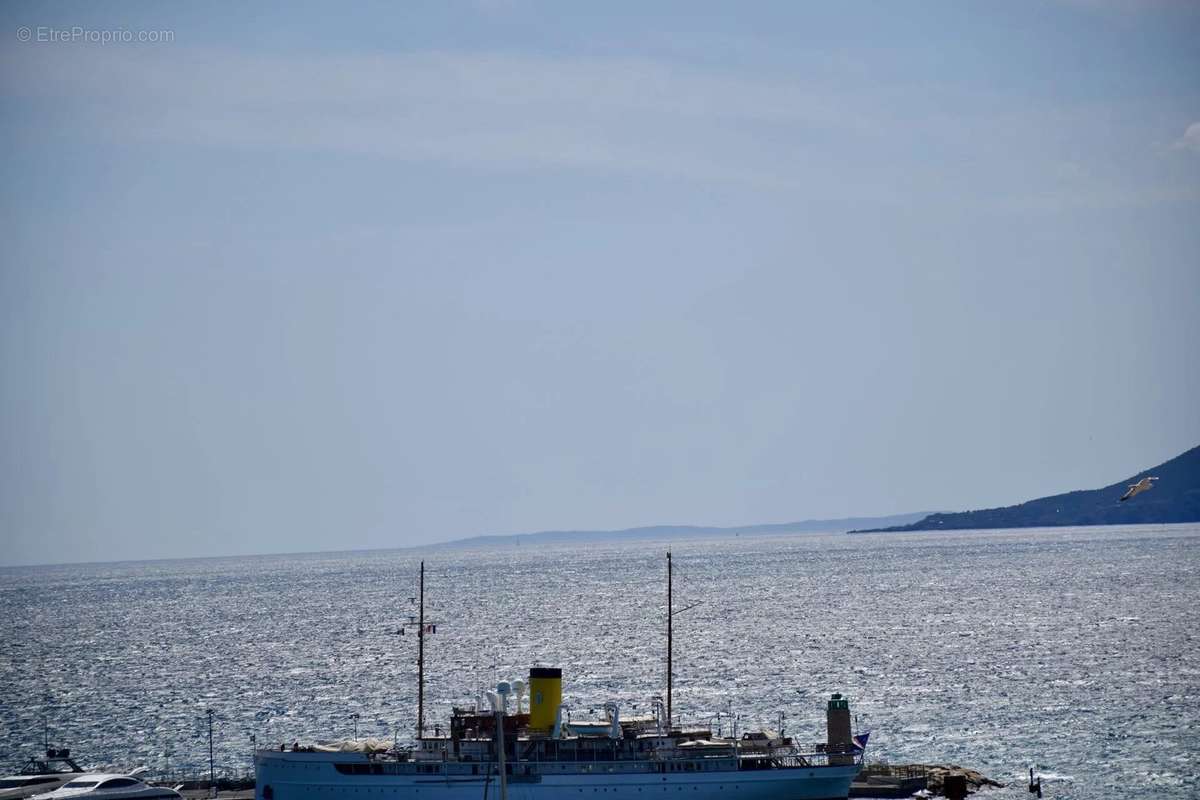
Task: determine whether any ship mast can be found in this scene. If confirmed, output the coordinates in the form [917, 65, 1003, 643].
[665, 550, 701, 733]
[417, 560, 425, 739]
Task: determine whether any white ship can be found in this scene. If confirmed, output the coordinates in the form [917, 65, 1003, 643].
[255, 556, 864, 800]
[0, 751, 86, 800]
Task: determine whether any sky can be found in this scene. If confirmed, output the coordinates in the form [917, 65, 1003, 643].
[1, 1, 1198, 567]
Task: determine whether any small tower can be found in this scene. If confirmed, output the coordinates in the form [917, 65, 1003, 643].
[826, 693, 853, 766]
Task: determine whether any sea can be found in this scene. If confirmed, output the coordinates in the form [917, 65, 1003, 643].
[1, 524, 1197, 799]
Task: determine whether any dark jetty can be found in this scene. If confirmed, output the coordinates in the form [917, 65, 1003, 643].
[850, 763, 1003, 797]
[857, 444, 1200, 532]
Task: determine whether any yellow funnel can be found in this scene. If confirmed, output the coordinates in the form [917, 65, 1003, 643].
[529, 667, 562, 731]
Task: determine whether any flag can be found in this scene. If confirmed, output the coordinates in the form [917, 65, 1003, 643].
[851, 731, 870, 751]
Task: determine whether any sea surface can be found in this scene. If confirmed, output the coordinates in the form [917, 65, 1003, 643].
[2, 525, 1197, 799]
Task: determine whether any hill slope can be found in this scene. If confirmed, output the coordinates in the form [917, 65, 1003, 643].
[860, 444, 1200, 532]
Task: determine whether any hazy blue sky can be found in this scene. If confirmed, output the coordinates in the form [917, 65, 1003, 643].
[2, 1, 1198, 566]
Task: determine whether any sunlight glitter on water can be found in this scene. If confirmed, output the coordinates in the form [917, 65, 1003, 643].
[1, 524, 1197, 800]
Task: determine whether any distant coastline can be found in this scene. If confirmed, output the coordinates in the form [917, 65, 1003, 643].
[0, 512, 932, 569]
[855, 444, 1200, 533]
[427, 512, 934, 549]
[444, 444, 1200, 548]
[11, 446, 1196, 568]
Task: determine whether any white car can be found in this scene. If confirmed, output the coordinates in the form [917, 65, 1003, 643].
[30, 775, 180, 800]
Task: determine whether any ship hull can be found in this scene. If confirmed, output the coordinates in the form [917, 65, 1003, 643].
[256, 752, 858, 800]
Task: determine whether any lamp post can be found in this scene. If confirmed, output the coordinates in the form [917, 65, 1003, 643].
[494, 709, 508, 800]
[206, 709, 215, 799]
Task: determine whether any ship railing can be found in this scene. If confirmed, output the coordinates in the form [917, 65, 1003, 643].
[649, 748, 737, 762]
[745, 742, 863, 769]
[329, 758, 736, 778]
[148, 766, 255, 789]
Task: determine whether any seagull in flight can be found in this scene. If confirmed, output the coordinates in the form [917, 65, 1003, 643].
[1119, 476, 1157, 502]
